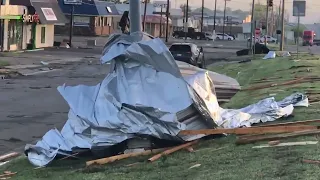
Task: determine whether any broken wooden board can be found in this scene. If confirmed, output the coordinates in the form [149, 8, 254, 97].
[236, 129, 320, 144]
[179, 125, 318, 136]
[252, 141, 318, 148]
[258, 119, 320, 127]
[148, 140, 199, 162]
[86, 148, 166, 166]
[0, 153, 19, 162]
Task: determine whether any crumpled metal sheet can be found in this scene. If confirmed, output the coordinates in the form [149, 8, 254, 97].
[217, 93, 308, 129]
[25, 32, 220, 167]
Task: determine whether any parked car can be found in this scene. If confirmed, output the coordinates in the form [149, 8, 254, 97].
[169, 43, 206, 68]
[172, 28, 206, 40]
[205, 32, 214, 40]
[216, 33, 234, 40]
[259, 35, 277, 43]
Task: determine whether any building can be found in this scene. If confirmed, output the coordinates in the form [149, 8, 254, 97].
[0, 0, 67, 51]
[55, 0, 119, 36]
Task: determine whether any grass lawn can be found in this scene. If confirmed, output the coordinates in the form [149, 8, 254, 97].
[2, 54, 320, 180]
[0, 60, 9, 68]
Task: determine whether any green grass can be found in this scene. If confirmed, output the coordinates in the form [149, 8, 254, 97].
[3, 55, 320, 180]
[0, 60, 9, 68]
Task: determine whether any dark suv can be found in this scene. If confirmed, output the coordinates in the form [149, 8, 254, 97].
[169, 43, 205, 68]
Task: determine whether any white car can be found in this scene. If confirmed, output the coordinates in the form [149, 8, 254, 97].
[260, 36, 277, 43]
[216, 33, 234, 41]
[205, 33, 214, 40]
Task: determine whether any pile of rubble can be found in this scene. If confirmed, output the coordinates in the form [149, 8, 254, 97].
[24, 32, 310, 167]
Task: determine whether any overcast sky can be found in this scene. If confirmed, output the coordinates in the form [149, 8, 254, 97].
[166, 0, 320, 24]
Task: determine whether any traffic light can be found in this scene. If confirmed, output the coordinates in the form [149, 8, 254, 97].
[268, 0, 273, 7]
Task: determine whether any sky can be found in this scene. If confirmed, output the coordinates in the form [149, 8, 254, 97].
[166, 0, 320, 24]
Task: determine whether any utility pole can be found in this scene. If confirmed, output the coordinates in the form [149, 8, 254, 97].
[213, 0, 217, 37]
[130, 0, 142, 33]
[165, 0, 169, 42]
[201, 0, 204, 33]
[185, 0, 189, 40]
[69, 5, 74, 47]
[160, 5, 163, 37]
[143, 0, 147, 31]
[265, 0, 269, 46]
[280, 0, 285, 51]
[222, 0, 227, 40]
[250, 0, 256, 55]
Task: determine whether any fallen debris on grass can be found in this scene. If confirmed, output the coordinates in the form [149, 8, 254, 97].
[86, 148, 166, 166]
[24, 32, 311, 167]
[0, 153, 19, 162]
[0, 171, 16, 178]
[189, 164, 201, 169]
[252, 141, 318, 148]
[179, 125, 317, 136]
[236, 129, 320, 144]
[148, 140, 199, 162]
[302, 159, 320, 165]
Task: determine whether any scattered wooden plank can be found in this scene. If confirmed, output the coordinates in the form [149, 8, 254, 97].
[179, 125, 318, 136]
[185, 146, 194, 152]
[0, 153, 19, 162]
[86, 148, 166, 166]
[236, 129, 320, 144]
[258, 119, 320, 127]
[0, 172, 16, 178]
[148, 140, 199, 162]
[302, 159, 320, 165]
[252, 141, 318, 148]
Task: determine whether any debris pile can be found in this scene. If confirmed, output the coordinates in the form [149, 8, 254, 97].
[24, 32, 310, 167]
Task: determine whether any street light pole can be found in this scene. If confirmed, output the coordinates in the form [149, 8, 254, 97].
[222, 0, 227, 40]
[69, 5, 74, 47]
[201, 0, 204, 33]
[130, 0, 142, 33]
[213, 0, 217, 37]
[143, 0, 147, 31]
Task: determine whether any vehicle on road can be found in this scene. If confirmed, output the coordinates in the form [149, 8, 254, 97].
[172, 28, 206, 40]
[205, 32, 214, 40]
[302, 30, 318, 46]
[169, 43, 206, 68]
[216, 33, 234, 41]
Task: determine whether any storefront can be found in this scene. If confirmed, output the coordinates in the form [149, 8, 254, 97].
[0, 4, 27, 51]
[6, 0, 67, 51]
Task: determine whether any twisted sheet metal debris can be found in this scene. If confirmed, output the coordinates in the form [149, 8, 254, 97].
[25, 32, 309, 167]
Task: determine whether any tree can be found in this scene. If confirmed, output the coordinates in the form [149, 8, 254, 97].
[180, 4, 192, 14]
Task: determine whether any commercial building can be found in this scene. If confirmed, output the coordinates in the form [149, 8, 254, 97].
[0, 0, 66, 51]
[55, 0, 119, 36]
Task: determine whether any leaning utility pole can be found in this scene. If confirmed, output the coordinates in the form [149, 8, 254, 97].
[280, 0, 285, 51]
[250, 0, 255, 55]
[201, 0, 204, 32]
[130, 0, 141, 33]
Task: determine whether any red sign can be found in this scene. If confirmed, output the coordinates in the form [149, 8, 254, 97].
[22, 13, 40, 23]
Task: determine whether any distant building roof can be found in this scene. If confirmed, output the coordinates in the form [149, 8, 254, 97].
[58, 0, 99, 16]
[95, 1, 119, 16]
